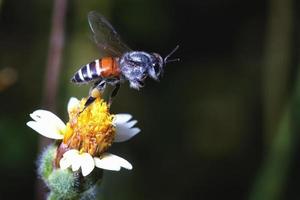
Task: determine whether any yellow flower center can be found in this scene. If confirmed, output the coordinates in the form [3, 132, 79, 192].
[63, 97, 115, 157]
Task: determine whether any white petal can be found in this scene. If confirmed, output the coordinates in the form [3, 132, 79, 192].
[80, 153, 95, 176]
[26, 121, 64, 139]
[67, 97, 80, 113]
[94, 153, 132, 171]
[113, 114, 132, 124]
[71, 156, 81, 171]
[114, 124, 140, 143]
[94, 157, 120, 171]
[59, 156, 72, 169]
[114, 114, 140, 142]
[61, 150, 81, 171]
[29, 110, 66, 131]
[63, 149, 79, 158]
[124, 120, 137, 128]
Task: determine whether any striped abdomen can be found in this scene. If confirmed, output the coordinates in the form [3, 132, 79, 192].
[71, 57, 120, 84]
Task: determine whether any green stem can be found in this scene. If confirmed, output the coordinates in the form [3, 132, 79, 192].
[262, 0, 293, 144]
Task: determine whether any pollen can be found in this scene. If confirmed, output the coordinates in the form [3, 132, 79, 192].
[63, 97, 115, 157]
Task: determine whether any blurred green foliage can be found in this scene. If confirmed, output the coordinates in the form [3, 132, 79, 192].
[0, 0, 299, 199]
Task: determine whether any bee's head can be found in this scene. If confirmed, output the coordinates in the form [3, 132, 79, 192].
[148, 45, 179, 80]
[148, 53, 164, 80]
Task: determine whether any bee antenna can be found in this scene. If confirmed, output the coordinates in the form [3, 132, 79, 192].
[164, 45, 180, 64]
[165, 58, 180, 63]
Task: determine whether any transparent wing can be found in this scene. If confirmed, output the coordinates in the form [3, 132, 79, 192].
[88, 11, 131, 57]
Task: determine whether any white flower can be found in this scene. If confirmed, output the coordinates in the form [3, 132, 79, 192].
[27, 97, 140, 176]
[59, 150, 132, 176]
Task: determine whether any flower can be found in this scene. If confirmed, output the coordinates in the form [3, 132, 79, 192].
[27, 97, 140, 176]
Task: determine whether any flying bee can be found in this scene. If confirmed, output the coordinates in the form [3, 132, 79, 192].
[71, 11, 179, 109]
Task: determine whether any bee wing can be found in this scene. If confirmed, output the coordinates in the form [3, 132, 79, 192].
[88, 11, 131, 57]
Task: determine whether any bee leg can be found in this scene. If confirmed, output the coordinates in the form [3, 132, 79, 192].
[83, 96, 96, 109]
[81, 80, 106, 112]
[108, 83, 120, 106]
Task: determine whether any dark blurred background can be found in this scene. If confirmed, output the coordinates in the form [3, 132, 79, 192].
[0, 0, 299, 199]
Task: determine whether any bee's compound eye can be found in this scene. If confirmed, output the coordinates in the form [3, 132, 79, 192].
[153, 63, 160, 74]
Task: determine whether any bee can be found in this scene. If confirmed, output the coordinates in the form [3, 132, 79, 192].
[71, 11, 179, 108]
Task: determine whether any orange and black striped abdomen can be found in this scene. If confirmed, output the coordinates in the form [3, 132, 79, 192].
[99, 57, 120, 77]
[71, 57, 120, 83]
